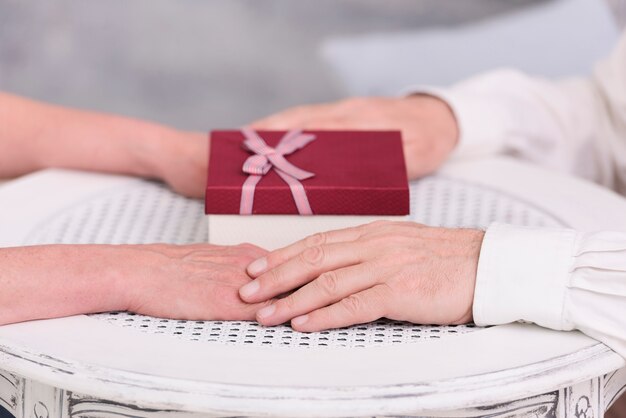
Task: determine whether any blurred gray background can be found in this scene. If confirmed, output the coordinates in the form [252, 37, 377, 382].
[0, 0, 624, 131]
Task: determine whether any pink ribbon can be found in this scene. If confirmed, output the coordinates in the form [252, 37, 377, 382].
[239, 128, 316, 215]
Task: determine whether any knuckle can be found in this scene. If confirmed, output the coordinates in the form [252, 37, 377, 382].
[316, 271, 339, 296]
[265, 249, 285, 265]
[241, 243, 266, 259]
[300, 245, 325, 266]
[266, 268, 284, 287]
[305, 232, 327, 247]
[239, 255, 258, 267]
[237, 242, 259, 253]
[281, 294, 297, 310]
[341, 294, 363, 316]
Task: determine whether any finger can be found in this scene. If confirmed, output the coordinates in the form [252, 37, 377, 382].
[250, 117, 347, 131]
[255, 262, 379, 326]
[239, 242, 364, 303]
[246, 227, 363, 277]
[248, 104, 339, 130]
[248, 114, 303, 130]
[290, 285, 389, 332]
[236, 298, 276, 321]
[212, 298, 279, 322]
[247, 108, 308, 130]
[299, 119, 352, 130]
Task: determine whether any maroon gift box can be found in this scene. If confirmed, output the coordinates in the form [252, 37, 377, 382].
[205, 130, 410, 216]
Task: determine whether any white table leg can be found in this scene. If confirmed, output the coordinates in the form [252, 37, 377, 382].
[21, 380, 67, 418]
[0, 370, 19, 417]
[604, 367, 626, 412]
[560, 377, 603, 418]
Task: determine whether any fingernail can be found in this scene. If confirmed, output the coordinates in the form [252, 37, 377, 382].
[240, 280, 260, 299]
[257, 304, 276, 319]
[248, 257, 268, 276]
[292, 315, 309, 327]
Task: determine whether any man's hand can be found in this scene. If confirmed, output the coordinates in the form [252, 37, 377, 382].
[0, 243, 271, 325]
[250, 96, 459, 180]
[238, 222, 483, 332]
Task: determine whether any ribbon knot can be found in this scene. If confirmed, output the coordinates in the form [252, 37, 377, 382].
[239, 128, 316, 215]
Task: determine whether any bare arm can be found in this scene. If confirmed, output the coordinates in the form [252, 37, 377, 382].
[0, 244, 271, 325]
[0, 94, 270, 325]
[0, 92, 208, 197]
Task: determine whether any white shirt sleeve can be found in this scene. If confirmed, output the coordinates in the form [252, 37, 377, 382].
[422, 31, 626, 358]
[407, 30, 626, 192]
[475, 223, 626, 359]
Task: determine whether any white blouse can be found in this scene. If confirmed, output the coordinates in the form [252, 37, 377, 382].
[420, 31, 626, 358]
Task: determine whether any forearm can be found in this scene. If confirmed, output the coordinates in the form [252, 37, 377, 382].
[0, 92, 203, 181]
[0, 245, 131, 325]
[0, 243, 270, 325]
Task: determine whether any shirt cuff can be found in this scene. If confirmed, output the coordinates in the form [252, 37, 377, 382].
[473, 223, 578, 331]
[402, 85, 512, 160]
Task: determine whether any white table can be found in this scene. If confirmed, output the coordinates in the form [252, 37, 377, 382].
[0, 157, 625, 418]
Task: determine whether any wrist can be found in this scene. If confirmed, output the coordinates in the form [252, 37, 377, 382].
[400, 94, 460, 179]
[111, 245, 158, 313]
[144, 130, 209, 198]
[27, 103, 201, 181]
[407, 94, 459, 150]
[151, 130, 207, 176]
[457, 228, 484, 325]
[123, 126, 187, 178]
[62, 245, 133, 314]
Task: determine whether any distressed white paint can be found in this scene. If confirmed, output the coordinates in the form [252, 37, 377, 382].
[1, 370, 625, 417]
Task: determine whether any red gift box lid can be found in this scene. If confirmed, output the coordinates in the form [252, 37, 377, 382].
[205, 130, 410, 216]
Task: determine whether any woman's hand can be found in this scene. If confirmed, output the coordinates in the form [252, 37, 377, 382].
[0, 243, 270, 325]
[238, 222, 483, 332]
[123, 243, 272, 320]
[250, 96, 459, 180]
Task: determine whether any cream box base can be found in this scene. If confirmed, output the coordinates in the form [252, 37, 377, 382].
[207, 215, 409, 250]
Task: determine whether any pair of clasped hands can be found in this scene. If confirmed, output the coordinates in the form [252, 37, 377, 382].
[0, 94, 482, 329]
[170, 96, 482, 331]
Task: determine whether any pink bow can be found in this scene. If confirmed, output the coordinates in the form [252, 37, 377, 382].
[239, 128, 316, 215]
